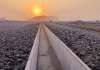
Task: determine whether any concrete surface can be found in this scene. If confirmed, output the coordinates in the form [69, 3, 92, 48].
[25, 24, 91, 70]
[37, 24, 62, 70]
[44, 24, 91, 70]
[25, 26, 40, 70]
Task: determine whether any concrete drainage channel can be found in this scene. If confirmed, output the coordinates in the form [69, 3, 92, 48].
[25, 24, 91, 70]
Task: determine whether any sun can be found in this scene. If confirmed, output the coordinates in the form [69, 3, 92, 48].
[32, 6, 43, 17]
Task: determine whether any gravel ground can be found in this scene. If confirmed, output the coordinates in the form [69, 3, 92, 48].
[0, 24, 38, 70]
[46, 23, 100, 70]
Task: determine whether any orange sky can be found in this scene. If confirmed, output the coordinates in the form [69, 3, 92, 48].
[0, 0, 100, 20]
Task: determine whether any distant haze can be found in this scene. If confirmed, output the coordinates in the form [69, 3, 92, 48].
[0, 0, 100, 21]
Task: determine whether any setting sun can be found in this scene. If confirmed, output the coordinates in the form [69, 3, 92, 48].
[32, 6, 43, 17]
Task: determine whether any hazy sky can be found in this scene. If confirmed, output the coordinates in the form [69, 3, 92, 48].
[0, 0, 100, 20]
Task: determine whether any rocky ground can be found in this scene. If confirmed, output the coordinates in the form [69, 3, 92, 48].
[0, 24, 38, 70]
[46, 23, 100, 70]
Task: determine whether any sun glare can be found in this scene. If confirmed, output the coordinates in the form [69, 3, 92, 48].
[32, 6, 43, 17]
